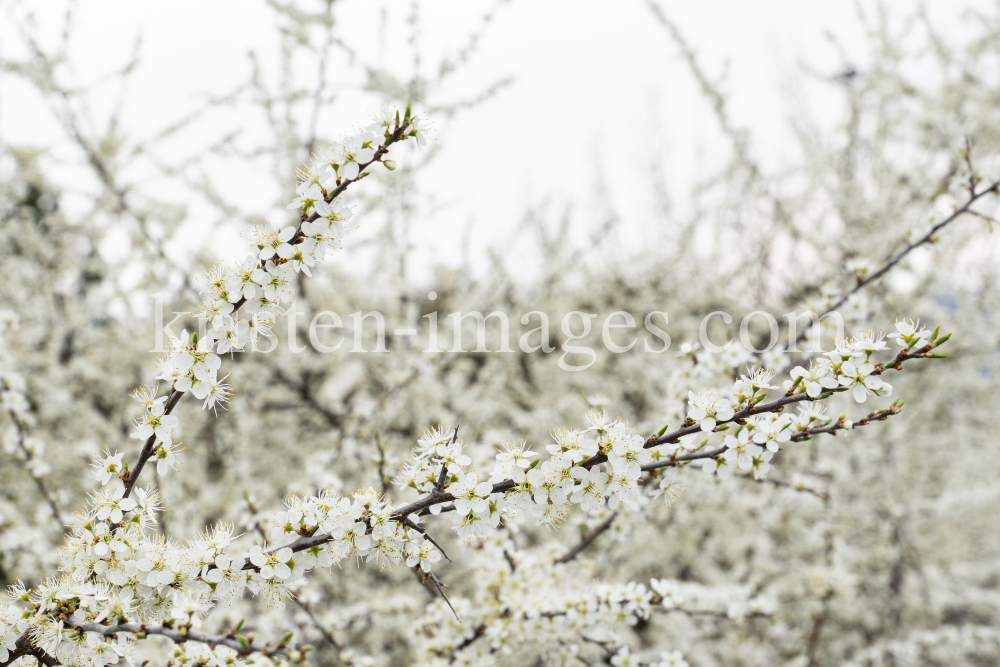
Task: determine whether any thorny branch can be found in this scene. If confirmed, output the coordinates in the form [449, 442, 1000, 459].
[257, 338, 935, 565]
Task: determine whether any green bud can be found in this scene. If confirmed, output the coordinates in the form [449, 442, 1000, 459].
[281, 631, 294, 645]
[383, 159, 397, 171]
[933, 332, 951, 346]
[656, 423, 670, 437]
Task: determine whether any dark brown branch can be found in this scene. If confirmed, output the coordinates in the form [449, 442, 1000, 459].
[266, 363, 343, 429]
[123, 388, 184, 499]
[400, 516, 452, 563]
[0, 629, 59, 667]
[249, 345, 930, 565]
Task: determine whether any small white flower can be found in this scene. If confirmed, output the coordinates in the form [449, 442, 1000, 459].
[886, 317, 933, 347]
[570, 466, 609, 511]
[91, 448, 124, 487]
[788, 360, 840, 398]
[851, 328, 888, 354]
[688, 390, 735, 432]
[838, 361, 890, 403]
[287, 183, 325, 214]
[95, 486, 137, 524]
[155, 441, 183, 476]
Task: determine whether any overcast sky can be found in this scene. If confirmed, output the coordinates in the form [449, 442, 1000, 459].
[0, 0, 983, 286]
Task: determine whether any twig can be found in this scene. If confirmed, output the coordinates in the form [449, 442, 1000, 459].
[554, 512, 619, 564]
[735, 474, 828, 501]
[123, 388, 184, 499]
[68, 618, 296, 659]
[292, 598, 344, 653]
[243, 491, 269, 544]
[246, 348, 930, 567]
[4, 402, 66, 531]
[2, 616, 299, 667]
[265, 363, 343, 429]
[400, 516, 452, 563]
[446, 624, 487, 663]
[793, 176, 1000, 344]
[427, 571, 461, 622]
[228, 115, 414, 314]
[304, 1, 336, 159]
[375, 433, 390, 497]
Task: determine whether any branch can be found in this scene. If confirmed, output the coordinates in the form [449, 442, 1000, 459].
[641, 402, 906, 476]
[67, 618, 296, 659]
[292, 598, 345, 654]
[734, 474, 828, 502]
[4, 404, 66, 532]
[795, 177, 1000, 343]
[399, 516, 453, 563]
[426, 571, 461, 622]
[121, 115, 416, 501]
[256, 347, 929, 565]
[375, 433, 390, 497]
[790, 404, 902, 442]
[0, 630, 58, 667]
[122, 387, 184, 499]
[554, 512, 619, 565]
[229, 115, 414, 314]
[265, 362, 343, 429]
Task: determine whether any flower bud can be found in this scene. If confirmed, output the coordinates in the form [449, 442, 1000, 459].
[383, 159, 397, 171]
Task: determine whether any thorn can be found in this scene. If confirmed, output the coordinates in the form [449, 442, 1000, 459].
[429, 573, 461, 623]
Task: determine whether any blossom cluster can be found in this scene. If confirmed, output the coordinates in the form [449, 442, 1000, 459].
[410, 540, 773, 666]
[0, 107, 427, 667]
[0, 96, 956, 667]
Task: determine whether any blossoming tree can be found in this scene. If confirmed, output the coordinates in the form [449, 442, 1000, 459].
[3, 3, 1000, 667]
